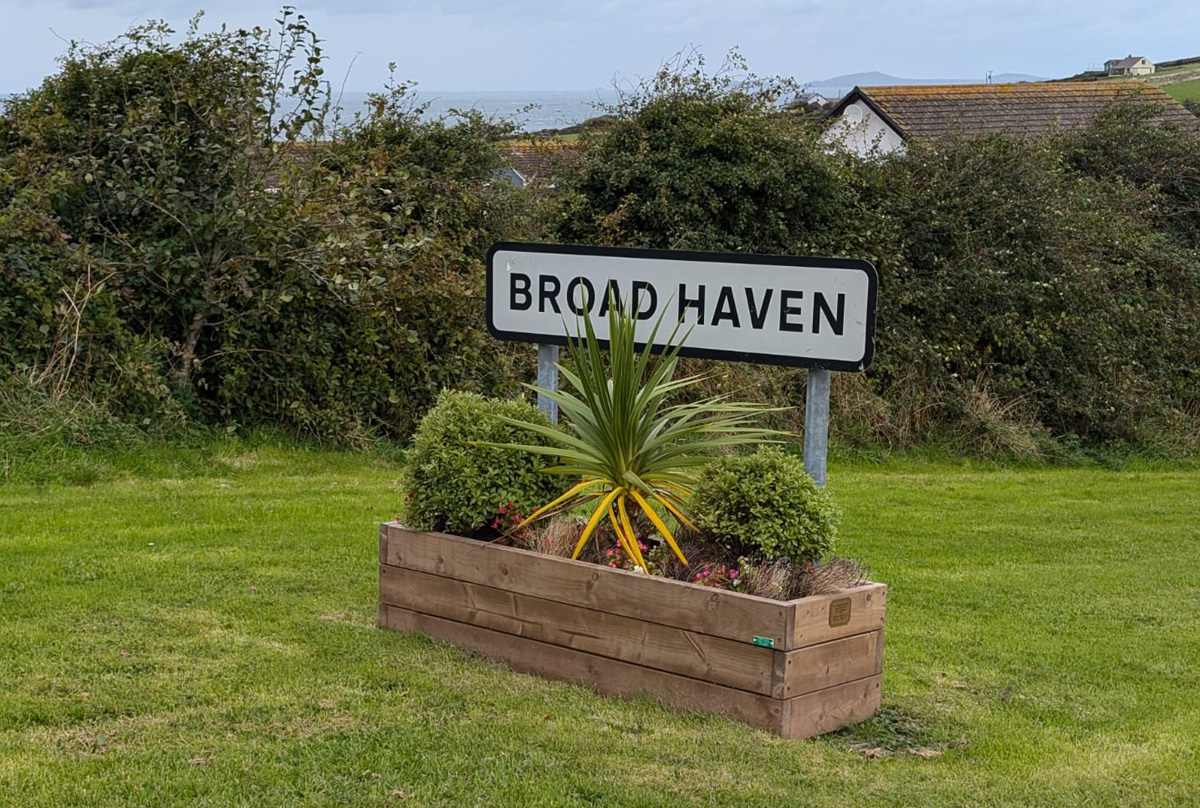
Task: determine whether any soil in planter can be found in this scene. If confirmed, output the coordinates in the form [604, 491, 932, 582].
[437, 510, 870, 602]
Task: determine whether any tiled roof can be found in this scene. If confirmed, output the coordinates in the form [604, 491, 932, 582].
[1109, 56, 1148, 69]
[849, 81, 1195, 139]
[499, 139, 582, 184]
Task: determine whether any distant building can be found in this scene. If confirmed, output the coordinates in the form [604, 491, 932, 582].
[794, 91, 830, 107]
[1105, 56, 1155, 76]
[496, 139, 580, 188]
[822, 81, 1195, 158]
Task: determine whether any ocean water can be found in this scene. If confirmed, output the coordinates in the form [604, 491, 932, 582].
[334, 89, 619, 131]
[3, 87, 619, 134]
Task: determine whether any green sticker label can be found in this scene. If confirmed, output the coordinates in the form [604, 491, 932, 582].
[752, 636, 775, 648]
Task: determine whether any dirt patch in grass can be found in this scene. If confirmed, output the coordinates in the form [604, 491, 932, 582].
[829, 705, 964, 760]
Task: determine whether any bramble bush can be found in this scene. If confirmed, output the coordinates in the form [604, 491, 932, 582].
[555, 50, 855, 256]
[0, 12, 531, 442]
[862, 132, 1200, 445]
[552, 52, 1200, 453]
[2, 28, 1198, 456]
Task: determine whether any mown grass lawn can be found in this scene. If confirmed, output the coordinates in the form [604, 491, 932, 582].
[1, 445, 1198, 807]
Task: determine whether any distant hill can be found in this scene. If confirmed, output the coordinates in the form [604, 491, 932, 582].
[807, 71, 1046, 97]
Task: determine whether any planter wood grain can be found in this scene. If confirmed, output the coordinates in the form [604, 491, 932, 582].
[378, 522, 885, 739]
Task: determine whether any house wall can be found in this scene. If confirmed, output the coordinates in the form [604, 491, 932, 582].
[497, 167, 526, 188]
[1129, 61, 1155, 76]
[822, 100, 905, 157]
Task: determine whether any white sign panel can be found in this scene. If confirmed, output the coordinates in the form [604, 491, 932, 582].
[486, 242, 878, 371]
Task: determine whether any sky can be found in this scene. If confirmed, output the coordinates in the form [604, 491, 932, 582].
[1, 0, 1197, 94]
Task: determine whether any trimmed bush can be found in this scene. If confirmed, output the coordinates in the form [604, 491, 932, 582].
[400, 390, 567, 534]
[691, 447, 838, 563]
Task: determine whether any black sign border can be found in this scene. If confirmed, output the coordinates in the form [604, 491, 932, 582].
[485, 241, 878, 372]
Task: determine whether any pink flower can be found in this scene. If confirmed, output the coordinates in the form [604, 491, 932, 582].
[729, 569, 739, 579]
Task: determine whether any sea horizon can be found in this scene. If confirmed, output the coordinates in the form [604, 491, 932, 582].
[1, 87, 622, 132]
[335, 88, 621, 131]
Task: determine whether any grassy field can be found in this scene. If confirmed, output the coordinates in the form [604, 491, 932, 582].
[1, 444, 1198, 807]
[1164, 77, 1200, 103]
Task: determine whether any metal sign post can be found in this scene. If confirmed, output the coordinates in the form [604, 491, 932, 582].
[536, 343, 559, 423]
[803, 368, 831, 487]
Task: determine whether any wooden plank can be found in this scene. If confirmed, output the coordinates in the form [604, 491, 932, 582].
[382, 524, 791, 648]
[789, 583, 887, 650]
[381, 605, 788, 736]
[380, 564, 778, 695]
[783, 674, 882, 740]
[779, 630, 882, 698]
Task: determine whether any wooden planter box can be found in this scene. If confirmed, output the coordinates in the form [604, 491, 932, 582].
[378, 522, 886, 739]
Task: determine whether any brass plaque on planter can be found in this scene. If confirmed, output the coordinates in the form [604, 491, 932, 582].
[829, 597, 852, 627]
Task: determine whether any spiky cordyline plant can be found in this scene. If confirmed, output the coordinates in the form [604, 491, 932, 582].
[497, 296, 785, 572]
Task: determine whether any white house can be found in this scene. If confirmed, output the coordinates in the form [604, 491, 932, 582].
[794, 91, 830, 107]
[1104, 56, 1155, 76]
[820, 94, 906, 157]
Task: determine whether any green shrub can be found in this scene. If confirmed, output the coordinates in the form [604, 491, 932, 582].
[0, 17, 529, 441]
[691, 447, 838, 563]
[555, 51, 852, 257]
[400, 390, 567, 534]
[554, 57, 1200, 453]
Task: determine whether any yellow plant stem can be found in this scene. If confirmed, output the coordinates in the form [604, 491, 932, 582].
[616, 495, 648, 571]
[630, 489, 688, 565]
[607, 501, 641, 568]
[651, 490, 698, 533]
[519, 477, 606, 528]
[657, 480, 693, 501]
[570, 487, 622, 560]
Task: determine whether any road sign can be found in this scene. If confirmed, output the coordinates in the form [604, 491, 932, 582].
[486, 242, 877, 372]
[486, 242, 879, 486]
